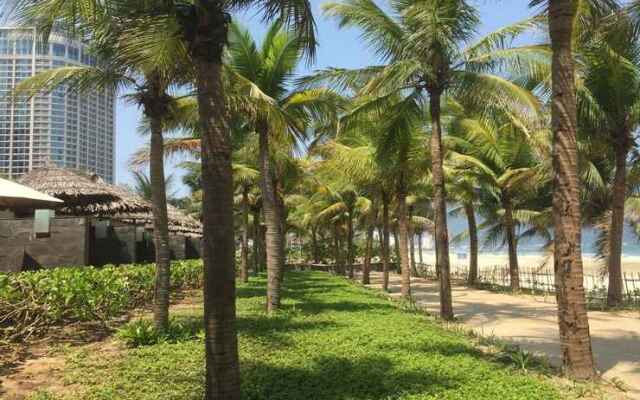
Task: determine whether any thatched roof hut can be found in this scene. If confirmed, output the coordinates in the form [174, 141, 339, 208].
[20, 166, 202, 235]
[19, 166, 151, 215]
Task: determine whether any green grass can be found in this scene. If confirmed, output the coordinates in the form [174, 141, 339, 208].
[38, 271, 561, 400]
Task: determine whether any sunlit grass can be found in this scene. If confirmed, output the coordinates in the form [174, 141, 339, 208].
[35, 271, 560, 400]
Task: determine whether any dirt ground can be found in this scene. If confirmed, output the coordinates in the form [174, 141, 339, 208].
[0, 290, 202, 400]
[366, 272, 640, 399]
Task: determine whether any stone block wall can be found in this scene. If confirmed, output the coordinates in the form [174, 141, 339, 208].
[0, 217, 89, 272]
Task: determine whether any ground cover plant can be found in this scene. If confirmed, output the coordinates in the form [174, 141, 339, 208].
[0, 260, 203, 342]
[30, 271, 561, 400]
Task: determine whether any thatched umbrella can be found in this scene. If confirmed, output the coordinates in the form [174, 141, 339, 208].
[19, 166, 152, 215]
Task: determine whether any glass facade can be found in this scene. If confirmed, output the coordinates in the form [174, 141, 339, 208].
[0, 27, 115, 182]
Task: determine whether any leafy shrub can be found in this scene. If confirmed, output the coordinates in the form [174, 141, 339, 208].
[0, 260, 203, 342]
[116, 317, 203, 348]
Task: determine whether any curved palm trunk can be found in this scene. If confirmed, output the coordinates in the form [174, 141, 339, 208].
[347, 215, 355, 279]
[464, 203, 478, 286]
[381, 191, 391, 291]
[258, 122, 284, 313]
[503, 196, 520, 291]
[194, 48, 241, 399]
[549, 0, 595, 379]
[148, 103, 171, 333]
[607, 133, 628, 307]
[429, 90, 454, 321]
[240, 187, 250, 283]
[397, 189, 411, 298]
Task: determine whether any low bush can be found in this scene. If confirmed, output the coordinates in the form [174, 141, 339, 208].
[0, 260, 203, 342]
[116, 317, 203, 348]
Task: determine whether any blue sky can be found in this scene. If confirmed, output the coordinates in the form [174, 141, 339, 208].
[114, 0, 536, 195]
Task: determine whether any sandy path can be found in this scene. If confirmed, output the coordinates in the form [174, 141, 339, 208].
[365, 272, 640, 399]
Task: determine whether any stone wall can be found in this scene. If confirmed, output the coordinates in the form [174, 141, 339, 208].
[90, 220, 137, 266]
[0, 217, 89, 272]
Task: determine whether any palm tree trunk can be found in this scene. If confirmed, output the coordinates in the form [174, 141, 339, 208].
[347, 215, 355, 279]
[240, 186, 250, 283]
[548, 0, 595, 379]
[607, 132, 628, 307]
[363, 223, 374, 285]
[252, 209, 262, 273]
[418, 231, 424, 264]
[393, 228, 401, 272]
[464, 203, 478, 286]
[333, 224, 341, 273]
[311, 226, 319, 263]
[381, 191, 390, 291]
[258, 122, 284, 313]
[503, 196, 520, 291]
[276, 184, 287, 271]
[428, 90, 454, 321]
[194, 48, 241, 398]
[397, 189, 411, 298]
[409, 205, 417, 276]
[148, 100, 171, 333]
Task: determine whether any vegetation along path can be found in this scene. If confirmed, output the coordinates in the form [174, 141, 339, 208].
[366, 272, 640, 398]
[2, 271, 578, 400]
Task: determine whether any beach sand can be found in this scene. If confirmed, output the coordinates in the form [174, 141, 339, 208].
[415, 250, 640, 275]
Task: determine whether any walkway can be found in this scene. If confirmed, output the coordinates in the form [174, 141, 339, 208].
[365, 272, 640, 399]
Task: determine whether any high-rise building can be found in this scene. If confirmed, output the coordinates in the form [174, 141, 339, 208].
[0, 27, 115, 182]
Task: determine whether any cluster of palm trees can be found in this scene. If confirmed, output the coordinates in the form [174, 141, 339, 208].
[12, 0, 640, 396]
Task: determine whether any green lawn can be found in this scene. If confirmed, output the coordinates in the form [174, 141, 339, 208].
[36, 271, 561, 400]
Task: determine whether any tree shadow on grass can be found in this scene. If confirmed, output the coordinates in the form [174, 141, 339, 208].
[282, 300, 397, 315]
[165, 312, 339, 349]
[241, 355, 462, 400]
[236, 315, 339, 348]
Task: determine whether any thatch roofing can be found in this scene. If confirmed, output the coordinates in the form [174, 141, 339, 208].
[19, 166, 202, 235]
[117, 204, 203, 236]
[19, 166, 151, 215]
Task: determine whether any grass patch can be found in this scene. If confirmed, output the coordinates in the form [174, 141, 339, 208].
[33, 271, 561, 400]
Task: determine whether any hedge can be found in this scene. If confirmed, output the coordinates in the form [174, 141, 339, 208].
[0, 260, 203, 342]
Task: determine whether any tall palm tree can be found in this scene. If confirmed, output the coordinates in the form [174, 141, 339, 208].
[533, 0, 597, 380]
[226, 21, 338, 312]
[234, 163, 260, 282]
[448, 111, 543, 292]
[316, 0, 541, 320]
[575, 10, 640, 306]
[14, 1, 187, 332]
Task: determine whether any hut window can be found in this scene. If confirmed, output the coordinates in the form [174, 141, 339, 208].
[94, 219, 111, 239]
[34, 209, 54, 238]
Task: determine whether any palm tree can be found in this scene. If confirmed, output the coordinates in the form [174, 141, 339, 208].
[448, 111, 543, 292]
[14, 2, 187, 332]
[234, 163, 260, 283]
[449, 172, 481, 285]
[226, 21, 339, 312]
[317, 0, 541, 320]
[575, 10, 640, 307]
[314, 139, 388, 285]
[533, 0, 597, 380]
